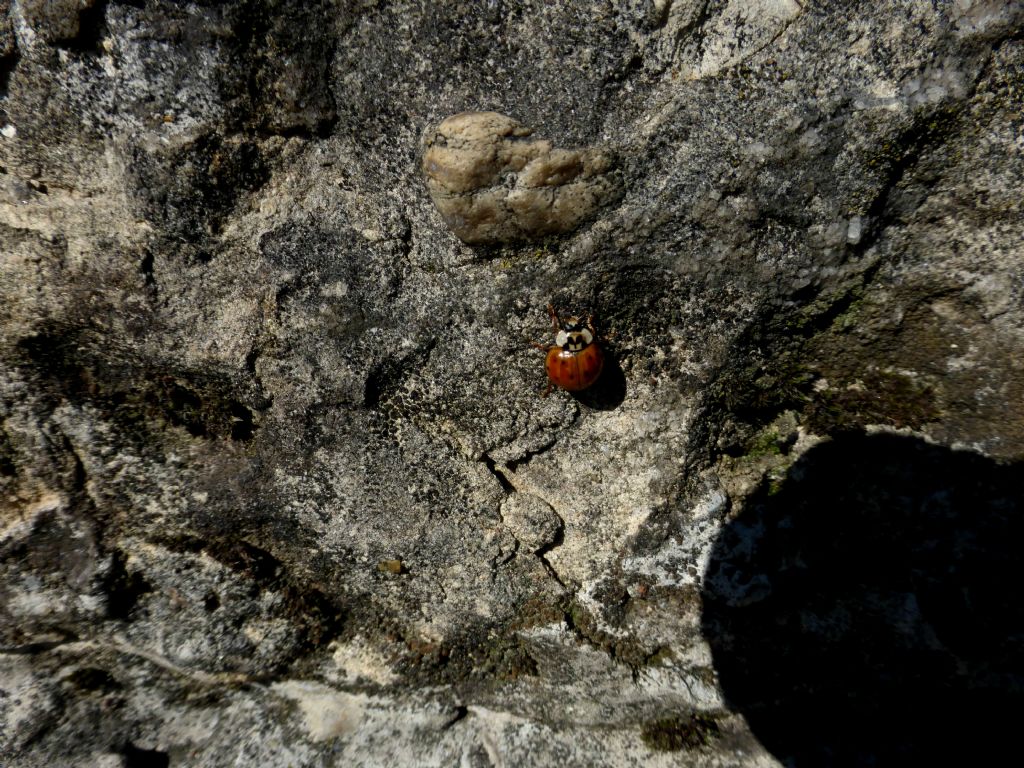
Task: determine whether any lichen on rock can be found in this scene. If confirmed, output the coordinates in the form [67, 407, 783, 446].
[421, 111, 620, 244]
[2, 1, 1024, 766]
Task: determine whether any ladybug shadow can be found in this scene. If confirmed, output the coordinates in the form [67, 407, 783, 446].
[573, 350, 626, 410]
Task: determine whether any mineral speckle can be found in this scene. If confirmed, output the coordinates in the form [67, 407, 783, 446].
[421, 111, 620, 244]
[2, 2, 1023, 767]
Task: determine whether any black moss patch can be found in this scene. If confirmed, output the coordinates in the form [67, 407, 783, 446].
[16, 331, 263, 443]
[702, 433, 1024, 766]
[127, 132, 268, 246]
[640, 713, 722, 752]
[159, 536, 345, 653]
[105, 550, 154, 620]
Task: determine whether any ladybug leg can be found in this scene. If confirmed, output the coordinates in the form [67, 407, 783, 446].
[540, 380, 553, 398]
[528, 340, 548, 351]
[547, 303, 561, 332]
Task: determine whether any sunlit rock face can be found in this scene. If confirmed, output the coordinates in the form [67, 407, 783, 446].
[2, 1, 1023, 766]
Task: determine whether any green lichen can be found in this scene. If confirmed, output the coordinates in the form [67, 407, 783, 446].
[745, 427, 784, 458]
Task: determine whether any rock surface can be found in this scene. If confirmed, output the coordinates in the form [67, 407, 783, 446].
[1, 1, 1023, 766]
[422, 111, 620, 243]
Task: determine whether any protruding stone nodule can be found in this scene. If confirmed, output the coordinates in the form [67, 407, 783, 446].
[422, 111, 621, 244]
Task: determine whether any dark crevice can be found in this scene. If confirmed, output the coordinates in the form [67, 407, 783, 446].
[243, 347, 260, 375]
[105, 550, 154, 620]
[0, 429, 16, 476]
[441, 705, 469, 730]
[863, 106, 961, 229]
[535, 530, 567, 590]
[122, 742, 170, 768]
[54, 0, 109, 53]
[139, 251, 156, 292]
[482, 456, 515, 494]
[483, 455, 568, 587]
[363, 369, 383, 409]
[16, 330, 264, 442]
[0, 50, 20, 100]
[502, 440, 557, 474]
[63, 666, 122, 692]
[228, 400, 256, 441]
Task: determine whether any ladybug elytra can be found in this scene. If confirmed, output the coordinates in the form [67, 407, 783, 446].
[540, 305, 604, 395]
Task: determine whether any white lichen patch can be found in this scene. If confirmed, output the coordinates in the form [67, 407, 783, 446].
[622, 487, 728, 589]
[421, 111, 620, 244]
[327, 636, 400, 686]
[272, 681, 462, 754]
[272, 681, 367, 741]
[684, 0, 803, 79]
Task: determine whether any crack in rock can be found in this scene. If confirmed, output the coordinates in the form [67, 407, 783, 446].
[487, 461, 568, 590]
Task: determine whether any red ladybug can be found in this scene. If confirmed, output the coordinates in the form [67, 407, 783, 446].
[540, 304, 604, 395]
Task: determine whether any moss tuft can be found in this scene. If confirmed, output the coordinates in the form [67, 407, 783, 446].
[640, 713, 722, 751]
[804, 370, 938, 433]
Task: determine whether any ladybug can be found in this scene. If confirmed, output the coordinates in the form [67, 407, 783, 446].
[539, 304, 604, 395]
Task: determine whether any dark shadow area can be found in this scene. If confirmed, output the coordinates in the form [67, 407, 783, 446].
[122, 741, 170, 768]
[574, 350, 627, 411]
[702, 433, 1024, 766]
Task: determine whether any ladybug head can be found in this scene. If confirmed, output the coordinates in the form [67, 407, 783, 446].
[555, 316, 594, 352]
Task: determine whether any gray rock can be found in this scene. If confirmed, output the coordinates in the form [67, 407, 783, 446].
[500, 490, 562, 554]
[1, 1, 1023, 766]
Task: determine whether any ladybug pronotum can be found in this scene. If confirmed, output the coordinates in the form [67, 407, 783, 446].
[540, 304, 604, 395]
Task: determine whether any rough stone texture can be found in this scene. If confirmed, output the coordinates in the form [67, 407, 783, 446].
[422, 111, 621, 243]
[1, 1, 1022, 766]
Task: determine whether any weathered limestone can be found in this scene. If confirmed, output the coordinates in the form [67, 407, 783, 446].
[422, 111, 620, 244]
